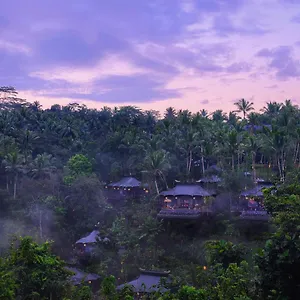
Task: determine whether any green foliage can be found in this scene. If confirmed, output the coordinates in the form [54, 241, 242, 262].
[67, 285, 93, 300]
[0, 259, 16, 300]
[214, 261, 252, 300]
[64, 154, 92, 184]
[4, 236, 72, 299]
[257, 183, 300, 299]
[204, 240, 246, 268]
[100, 275, 118, 300]
[173, 285, 207, 300]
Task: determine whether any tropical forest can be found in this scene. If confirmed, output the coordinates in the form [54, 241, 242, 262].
[0, 86, 300, 299]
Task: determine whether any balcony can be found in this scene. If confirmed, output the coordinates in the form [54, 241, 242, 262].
[157, 207, 213, 220]
[238, 210, 270, 221]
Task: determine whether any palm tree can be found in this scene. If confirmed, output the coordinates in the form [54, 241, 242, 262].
[262, 101, 282, 116]
[246, 136, 262, 182]
[2, 151, 26, 199]
[143, 150, 170, 195]
[226, 130, 240, 171]
[234, 98, 254, 119]
[164, 107, 176, 119]
[200, 109, 209, 118]
[247, 112, 260, 135]
[29, 153, 56, 179]
[263, 128, 287, 182]
[212, 110, 227, 122]
[18, 129, 39, 163]
[227, 111, 241, 128]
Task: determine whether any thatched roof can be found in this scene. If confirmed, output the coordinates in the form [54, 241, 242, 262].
[117, 269, 170, 293]
[66, 267, 100, 285]
[240, 184, 273, 197]
[197, 175, 221, 183]
[75, 230, 100, 244]
[160, 184, 213, 197]
[108, 177, 142, 188]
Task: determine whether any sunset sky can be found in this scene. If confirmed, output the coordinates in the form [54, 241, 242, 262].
[1, 0, 300, 114]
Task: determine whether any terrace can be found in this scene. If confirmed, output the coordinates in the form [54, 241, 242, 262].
[157, 184, 215, 220]
[104, 176, 149, 202]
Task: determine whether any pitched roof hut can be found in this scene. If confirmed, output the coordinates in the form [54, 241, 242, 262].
[75, 230, 101, 245]
[158, 184, 215, 219]
[240, 183, 273, 198]
[108, 176, 144, 188]
[160, 184, 213, 197]
[66, 267, 101, 291]
[117, 269, 170, 294]
[105, 177, 149, 202]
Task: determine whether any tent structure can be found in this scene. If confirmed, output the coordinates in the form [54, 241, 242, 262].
[240, 183, 273, 198]
[108, 177, 143, 188]
[66, 267, 101, 291]
[160, 184, 213, 197]
[117, 269, 170, 294]
[75, 230, 101, 245]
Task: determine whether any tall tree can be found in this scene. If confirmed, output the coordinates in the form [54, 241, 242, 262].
[143, 150, 170, 195]
[234, 98, 254, 119]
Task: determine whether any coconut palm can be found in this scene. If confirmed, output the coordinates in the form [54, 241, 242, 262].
[234, 98, 254, 119]
[262, 101, 282, 116]
[143, 150, 170, 195]
[29, 153, 56, 179]
[248, 136, 262, 181]
[2, 151, 26, 199]
[164, 107, 177, 119]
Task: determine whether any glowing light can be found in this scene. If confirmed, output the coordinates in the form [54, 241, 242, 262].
[84, 243, 86, 247]
[145, 190, 149, 193]
[203, 266, 207, 270]
[88, 280, 92, 284]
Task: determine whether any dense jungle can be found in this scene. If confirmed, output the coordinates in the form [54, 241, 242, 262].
[0, 86, 300, 299]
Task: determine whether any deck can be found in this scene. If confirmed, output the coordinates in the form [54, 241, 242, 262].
[238, 210, 270, 221]
[157, 208, 213, 220]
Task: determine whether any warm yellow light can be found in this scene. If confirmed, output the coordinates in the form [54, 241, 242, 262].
[203, 266, 207, 270]
[88, 280, 92, 284]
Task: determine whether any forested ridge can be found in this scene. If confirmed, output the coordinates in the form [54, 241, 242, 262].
[1, 86, 300, 299]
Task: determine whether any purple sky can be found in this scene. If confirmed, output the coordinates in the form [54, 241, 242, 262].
[1, 0, 300, 113]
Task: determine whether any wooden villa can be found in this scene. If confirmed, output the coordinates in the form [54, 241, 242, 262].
[117, 269, 170, 298]
[74, 230, 101, 257]
[104, 176, 149, 202]
[238, 181, 273, 221]
[157, 183, 216, 220]
[66, 267, 101, 292]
